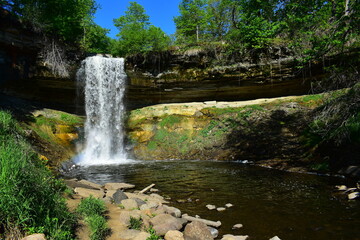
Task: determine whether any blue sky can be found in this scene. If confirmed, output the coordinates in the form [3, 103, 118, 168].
[94, 0, 181, 39]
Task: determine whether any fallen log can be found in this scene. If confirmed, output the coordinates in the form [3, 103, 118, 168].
[182, 214, 221, 228]
[139, 183, 155, 194]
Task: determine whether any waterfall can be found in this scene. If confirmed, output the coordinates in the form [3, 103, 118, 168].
[76, 56, 128, 165]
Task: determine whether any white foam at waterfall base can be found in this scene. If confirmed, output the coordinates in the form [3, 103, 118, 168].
[76, 56, 132, 165]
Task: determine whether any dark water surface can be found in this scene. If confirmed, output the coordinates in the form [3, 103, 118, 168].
[66, 160, 360, 240]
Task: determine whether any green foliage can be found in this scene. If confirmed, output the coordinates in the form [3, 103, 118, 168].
[0, 110, 75, 239]
[6, 0, 110, 53]
[146, 226, 161, 240]
[77, 196, 106, 218]
[129, 216, 142, 230]
[87, 215, 108, 240]
[77, 196, 108, 240]
[174, 0, 360, 62]
[113, 2, 171, 56]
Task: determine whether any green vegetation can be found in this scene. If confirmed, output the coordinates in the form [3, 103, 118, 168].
[174, 0, 360, 63]
[146, 226, 161, 240]
[0, 110, 75, 239]
[2, 0, 111, 53]
[112, 1, 171, 56]
[129, 216, 142, 230]
[77, 196, 109, 240]
[308, 84, 360, 145]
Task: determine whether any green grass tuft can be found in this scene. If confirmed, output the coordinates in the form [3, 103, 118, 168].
[77, 196, 109, 240]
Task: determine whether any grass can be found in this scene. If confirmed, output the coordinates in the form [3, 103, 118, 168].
[0, 110, 75, 239]
[129, 217, 142, 230]
[77, 196, 109, 240]
[146, 227, 161, 240]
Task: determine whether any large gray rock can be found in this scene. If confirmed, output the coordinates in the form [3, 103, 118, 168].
[134, 198, 147, 207]
[74, 187, 104, 198]
[21, 234, 46, 240]
[118, 229, 141, 240]
[183, 221, 214, 240]
[163, 205, 182, 218]
[104, 182, 135, 190]
[149, 214, 184, 236]
[113, 189, 129, 204]
[121, 199, 139, 210]
[165, 230, 185, 240]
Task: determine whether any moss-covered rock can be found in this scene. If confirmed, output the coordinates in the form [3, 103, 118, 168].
[126, 95, 319, 161]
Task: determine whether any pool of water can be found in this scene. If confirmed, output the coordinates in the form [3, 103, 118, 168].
[65, 160, 360, 240]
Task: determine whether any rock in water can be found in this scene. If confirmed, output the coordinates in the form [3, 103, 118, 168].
[225, 203, 233, 208]
[206, 204, 216, 210]
[221, 234, 249, 240]
[348, 192, 360, 200]
[217, 207, 226, 212]
[269, 236, 281, 240]
[183, 221, 214, 240]
[232, 224, 243, 229]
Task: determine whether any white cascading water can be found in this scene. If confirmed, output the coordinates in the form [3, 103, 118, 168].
[76, 56, 128, 165]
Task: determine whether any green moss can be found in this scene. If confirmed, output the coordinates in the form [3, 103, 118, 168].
[147, 141, 157, 150]
[154, 129, 169, 142]
[59, 113, 82, 125]
[159, 115, 182, 127]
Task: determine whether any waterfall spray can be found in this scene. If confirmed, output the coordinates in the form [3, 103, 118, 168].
[76, 56, 128, 165]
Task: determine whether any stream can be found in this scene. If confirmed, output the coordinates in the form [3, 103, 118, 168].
[66, 160, 360, 240]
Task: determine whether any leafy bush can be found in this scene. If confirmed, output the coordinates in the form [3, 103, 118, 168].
[0, 110, 75, 239]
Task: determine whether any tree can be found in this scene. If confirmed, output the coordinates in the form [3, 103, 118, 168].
[174, 0, 208, 43]
[113, 1, 170, 56]
[2, 0, 111, 52]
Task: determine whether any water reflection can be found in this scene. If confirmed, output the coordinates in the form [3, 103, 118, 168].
[66, 160, 360, 240]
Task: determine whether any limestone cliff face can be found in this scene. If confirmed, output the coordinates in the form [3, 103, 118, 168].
[125, 50, 315, 107]
[126, 96, 317, 161]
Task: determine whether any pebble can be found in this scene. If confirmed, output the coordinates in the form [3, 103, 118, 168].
[269, 236, 281, 240]
[217, 207, 226, 212]
[206, 204, 216, 210]
[225, 203, 233, 208]
[232, 224, 243, 229]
